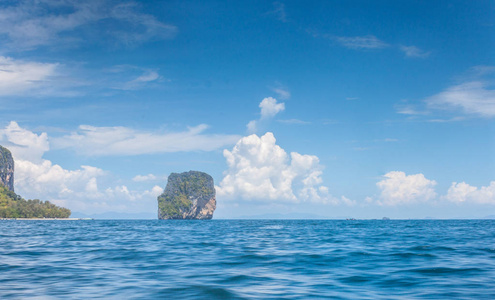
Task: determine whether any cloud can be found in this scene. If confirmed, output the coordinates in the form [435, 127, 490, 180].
[270, 2, 287, 22]
[0, 121, 49, 163]
[270, 83, 291, 100]
[445, 181, 495, 204]
[395, 66, 495, 119]
[132, 174, 157, 182]
[247, 97, 285, 133]
[376, 171, 437, 205]
[216, 132, 345, 205]
[395, 103, 428, 116]
[383, 138, 398, 142]
[260, 97, 285, 118]
[335, 35, 388, 49]
[51, 124, 241, 156]
[0, 121, 106, 201]
[400, 45, 430, 58]
[133, 70, 160, 83]
[425, 80, 495, 117]
[0, 0, 177, 50]
[0, 121, 164, 213]
[119, 70, 162, 90]
[0, 56, 60, 96]
[0, 57, 165, 97]
[278, 119, 310, 125]
[15, 159, 106, 201]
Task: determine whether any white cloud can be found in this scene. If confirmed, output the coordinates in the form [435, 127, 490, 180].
[15, 159, 106, 201]
[270, 2, 287, 22]
[0, 0, 177, 50]
[132, 174, 157, 182]
[400, 45, 430, 58]
[260, 97, 285, 118]
[278, 119, 310, 125]
[0, 121, 49, 163]
[0, 56, 59, 96]
[376, 171, 437, 205]
[383, 138, 398, 142]
[116, 69, 163, 90]
[216, 132, 345, 205]
[133, 70, 160, 83]
[0, 121, 166, 214]
[335, 35, 388, 49]
[52, 124, 240, 156]
[104, 184, 163, 203]
[0, 57, 163, 98]
[54, 184, 164, 214]
[445, 181, 495, 204]
[247, 97, 285, 133]
[425, 81, 495, 117]
[0, 121, 106, 200]
[270, 84, 291, 100]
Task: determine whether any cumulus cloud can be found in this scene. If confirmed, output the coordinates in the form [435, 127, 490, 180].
[400, 45, 430, 58]
[445, 181, 495, 204]
[216, 132, 346, 205]
[376, 171, 437, 205]
[0, 0, 177, 50]
[0, 121, 165, 214]
[15, 159, 106, 201]
[247, 97, 285, 133]
[425, 80, 495, 117]
[54, 184, 164, 214]
[51, 124, 240, 156]
[335, 35, 388, 49]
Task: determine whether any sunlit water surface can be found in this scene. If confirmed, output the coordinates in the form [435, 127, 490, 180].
[1, 220, 494, 299]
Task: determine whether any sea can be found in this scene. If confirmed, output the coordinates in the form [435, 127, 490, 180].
[0, 219, 494, 299]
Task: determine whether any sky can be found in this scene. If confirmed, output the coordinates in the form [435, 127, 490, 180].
[0, 0, 494, 219]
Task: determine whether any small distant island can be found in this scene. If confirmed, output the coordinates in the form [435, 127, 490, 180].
[158, 171, 216, 220]
[0, 145, 71, 219]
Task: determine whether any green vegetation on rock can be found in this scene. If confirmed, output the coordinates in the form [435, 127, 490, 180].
[158, 171, 216, 220]
[0, 185, 71, 218]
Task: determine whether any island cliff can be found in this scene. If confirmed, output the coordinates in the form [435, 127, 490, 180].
[0, 146, 14, 192]
[158, 171, 216, 220]
[0, 145, 71, 218]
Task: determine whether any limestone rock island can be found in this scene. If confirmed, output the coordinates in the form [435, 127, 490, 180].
[0, 145, 14, 192]
[158, 171, 216, 220]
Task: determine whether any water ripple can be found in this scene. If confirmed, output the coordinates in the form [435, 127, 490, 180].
[1, 220, 495, 299]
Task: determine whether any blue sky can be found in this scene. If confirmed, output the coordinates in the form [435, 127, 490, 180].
[0, 0, 493, 218]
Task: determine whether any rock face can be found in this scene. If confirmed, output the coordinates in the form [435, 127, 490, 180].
[158, 171, 216, 220]
[0, 145, 14, 192]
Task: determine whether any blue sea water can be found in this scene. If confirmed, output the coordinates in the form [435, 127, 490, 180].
[1, 220, 494, 299]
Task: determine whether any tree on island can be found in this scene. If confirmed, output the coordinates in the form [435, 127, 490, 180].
[0, 185, 71, 218]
